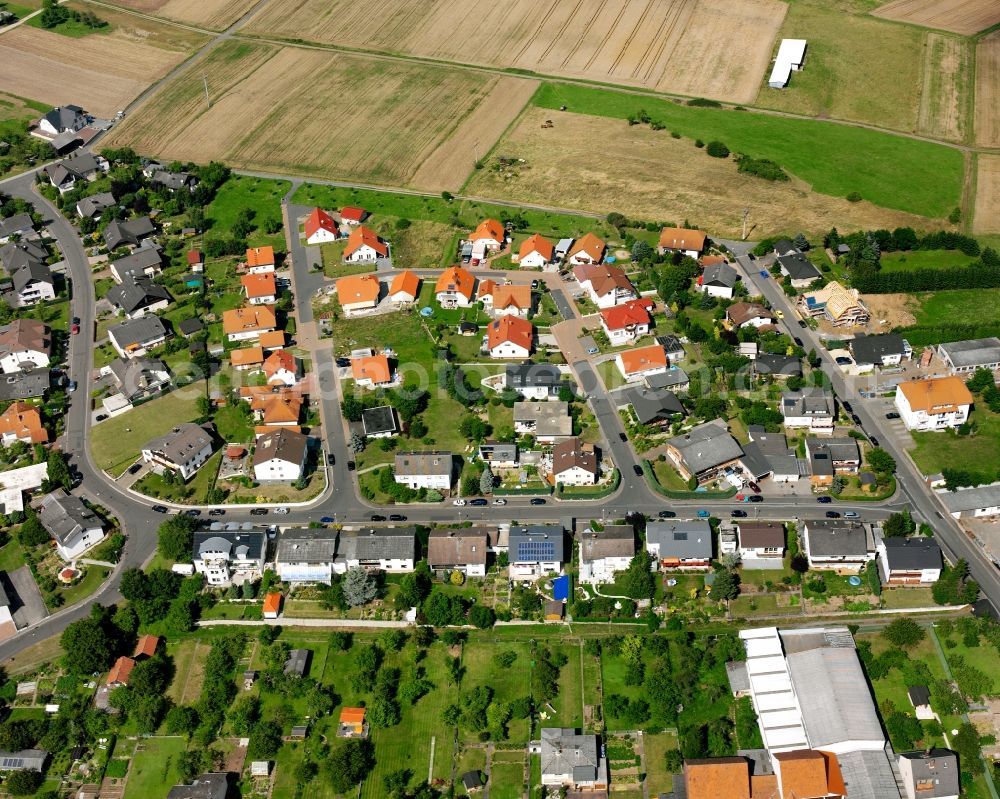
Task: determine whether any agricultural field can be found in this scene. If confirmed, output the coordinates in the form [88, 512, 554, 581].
[974, 155, 1000, 234]
[0, 5, 209, 117]
[878, 249, 979, 271]
[244, 0, 787, 104]
[102, 40, 537, 192]
[101, 0, 259, 29]
[465, 107, 948, 239]
[916, 33, 973, 142]
[976, 32, 1000, 148]
[754, 1, 925, 133]
[872, 0, 1000, 35]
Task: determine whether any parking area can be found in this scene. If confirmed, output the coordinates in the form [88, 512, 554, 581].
[5, 567, 49, 629]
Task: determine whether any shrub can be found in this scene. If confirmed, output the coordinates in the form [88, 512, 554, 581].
[734, 154, 789, 182]
[846, 192, 863, 202]
[694, 139, 705, 148]
[705, 141, 730, 158]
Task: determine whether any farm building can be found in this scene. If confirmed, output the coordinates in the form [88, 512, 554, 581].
[769, 38, 808, 89]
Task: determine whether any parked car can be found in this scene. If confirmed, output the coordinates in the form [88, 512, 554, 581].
[657, 510, 676, 518]
[793, 337, 803, 346]
[587, 346, 599, 355]
[775, 310, 784, 319]
[469, 499, 488, 506]
[320, 516, 335, 523]
[747, 495, 763, 503]
[274, 507, 289, 515]
[71, 322, 80, 335]
[95, 414, 108, 422]
[697, 510, 710, 518]
[184, 509, 201, 517]
[842, 401, 853, 413]
[389, 514, 407, 521]
[844, 511, 859, 518]
[530, 498, 546, 505]
[209, 509, 226, 516]
[869, 437, 880, 447]
[816, 496, 832, 504]
[347, 461, 356, 471]
[127, 463, 142, 475]
[731, 509, 747, 518]
[370, 514, 386, 521]
[531, 279, 540, 289]
[825, 510, 841, 518]
[251, 508, 269, 516]
[328, 454, 336, 464]
[67, 380, 77, 392]
[835, 357, 852, 366]
[453, 499, 467, 506]
[885, 412, 900, 420]
[797, 319, 806, 328]
[151, 504, 168, 513]
[632, 464, 643, 476]
[335, 358, 351, 368]
[493, 498, 507, 506]
[748, 482, 761, 493]
[759, 269, 768, 278]
[619, 432, 627, 442]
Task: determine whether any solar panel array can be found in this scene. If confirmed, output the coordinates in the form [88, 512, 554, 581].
[1, 758, 23, 769]
[517, 541, 555, 561]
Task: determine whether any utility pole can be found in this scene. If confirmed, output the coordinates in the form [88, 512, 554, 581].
[741, 207, 750, 241]
[203, 75, 211, 109]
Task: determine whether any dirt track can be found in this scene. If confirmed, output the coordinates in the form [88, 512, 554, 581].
[872, 0, 1000, 36]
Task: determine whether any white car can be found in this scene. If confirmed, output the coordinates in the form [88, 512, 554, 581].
[274, 507, 289, 515]
[492, 498, 507, 505]
[452, 499, 467, 506]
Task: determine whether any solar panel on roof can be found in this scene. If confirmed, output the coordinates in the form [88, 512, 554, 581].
[673, 532, 688, 540]
[517, 541, 555, 560]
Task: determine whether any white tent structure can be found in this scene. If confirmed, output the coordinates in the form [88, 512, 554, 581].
[769, 39, 808, 88]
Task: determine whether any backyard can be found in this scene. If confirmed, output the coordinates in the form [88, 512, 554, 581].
[909, 406, 1000, 477]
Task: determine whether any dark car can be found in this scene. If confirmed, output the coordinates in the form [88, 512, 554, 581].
[747, 495, 763, 503]
[209, 509, 225, 516]
[797, 319, 807, 328]
[869, 437, 880, 447]
[748, 481, 761, 493]
[816, 496, 832, 504]
[95, 413, 108, 422]
[127, 463, 142, 475]
[389, 514, 407, 521]
[657, 510, 676, 518]
[328, 454, 336, 465]
[530, 498, 546, 505]
[370, 514, 386, 521]
[320, 516, 335, 523]
[835, 356, 852, 366]
[632, 464, 643, 476]
[731, 509, 747, 518]
[469, 499, 488, 506]
[335, 358, 351, 368]
[619, 432, 628, 442]
[151, 504, 169, 513]
[842, 401, 853, 413]
[851, 414, 862, 426]
[250, 508, 268, 516]
[67, 380, 77, 392]
[825, 510, 841, 518]
[347, 461, 356, 471]
[531, 279, 540, 290]
[184, 509, 201, 517]
[885, 412, 900, 420]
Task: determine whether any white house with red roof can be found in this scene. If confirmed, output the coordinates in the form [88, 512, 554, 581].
[343, 225, 389, 263]
[517, 234, 554, 269]
[341, 207, 368, 225]
[263, 350, 300, 387]
[487, 316, 533, 360]
[600, 298, 653, 345]
[573, 263, 637, 308]
[304, 208, 340, 244]
[470, 219, 506, 253]
[567, 233, 606, 266]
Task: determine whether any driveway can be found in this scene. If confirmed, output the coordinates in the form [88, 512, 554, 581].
[5, 567, 48, 628]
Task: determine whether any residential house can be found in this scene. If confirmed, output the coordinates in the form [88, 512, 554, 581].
[505, 361, 565, 400]
[539, 728, 607, 791]
[0, 750, 48, 773]
[616, 343, 668, 382]
[752, 353, 802, 381]
[230, 346, 264, 372]
[263, 350, 299, 386]
[726, 302, 776, 330]
[336, 527, 418, 572]
[241, 272, 277, 305]
[304, 208, 340, 244]
[600, 298, 653, 345]
[150, 170, 197, 192]
[0, 371, 50, 403]
[737, 521, 785, 568]
[550, 437, 597, 485]
[658, 226, 707, 258]
[573, 262, 635, 307]
[335, 274, 380, 314]
[39, 105, 87, 137]
[394, 451, 453, 490]
[681, 750, 848, 799]
[664, 420, 744, 483]
[781, 389, 835, 433]
[338, 708, 368, 739]
[486, 316, 533, 359]
[427, 528, 489, 577]
[469, 219, 505, 253]
[877, 537, 942, 586]
[388, 270, 420, 305]
[1, 240, 47, 275]
[646, 521, 713, 569]
[655, 335, 686, 364]
[937, 337, 1000, 375]
[351, 353, 393, 388]
[37, 488, 105, 560]
[109, 248, 162, 283]
[566, 233, 606, 266]
[259, 330, 285, 351]
[262, 592, 281, 619]
[435, 266, 475, 307]
[939, 482, 1000, 519]
[0, 319, 50, 373]
[253, 428, 309, 482]
[222, 305, 277, 342]
[133, 634, 160, 660]
[478, 441, 517, 467]
[106, 278, 171, 319]
[578, 525, 635, 584]
[75, 192, 116, 220]
[342, 225, 388, 263]
[248, 391, 302, 429]
[275, 530, 337, 584]
[625, 386, 685, 427]
[513, 401, 572, 443]
[898, 750, 959, 799]
[508, 525, 564, 579]
[478, 280, 533, 318]
[340, 206, 368, 226]
[192, 529, 266, 586]
[802, 519, 876, 570]
[894, 376, 972, 431]
[186, 249, 203, 271]
[9, 261, 53, 308]
[141, 422, 214, 481]
[517, 233, 554, 268]
[166, 774, 229, 799]
[798, 282, 870, 327]
[849, 334, 910, 370]
[104, 217, 155, 250]
[697, 262, 738, 299]
[107, 357, 170, 403]
[0, 213, 34, 243]
[806, 437, 860, 487]
[107, 656, 135, 687]
[361, 405, 399, 438]
[108, 315, 168, 359]
[245, 246, 275, 274]
[45, 154, 105, 194]
[778, 252, 823, 288]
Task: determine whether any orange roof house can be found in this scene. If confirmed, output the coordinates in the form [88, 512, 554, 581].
[304, 207, 340, 242]
[518, 233, 554, 264]
[659, 226, 707, 255]
[478, 280, 532, 317]
[262, 592, 282, 618]
[470, 219, 505, 246]
[897, 376, 973, 414]
[700, 254, 726, 268]
[389, 270, 421, 302]
[186, 250, 202, 267]
[435, 266, 475, 303]
[241, 272, 277, 302]
[487, 316, 533, 355]
[343, 225, 389, 260]
[107, 656, 136, 686]
[335, 274, 381, 310]
[682, 751, 845, 799]
[567, 232, 606, 264]
[351, 354, 392, 387]
[133, 634, 160, 660]
[230, 346, 265, 369]
[263, 349, 298, 382]
[0, 402, 48, 444]
[341, 206, 368, 224]
[573, 262, 636, 306]
[246, 246, 275, 269]
[684, 758, 751, 799]
[617, 344, 667, 377]
[222, 306, 277, 340]
[600, 298, 654, 331]
[259, 330, 285, 351]
[254, 393, 302, 426]
[338, 707, 368, 737]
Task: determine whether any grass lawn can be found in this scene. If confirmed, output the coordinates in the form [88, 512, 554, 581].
[461, 640, 534, 743]
[940, 636, 1000, 695]
[550, 642, 583, 729]
[532, 84, 963, 219]
[134, 450, 221, 505]
[880, 587, 936, 608]
[879, 249, 977, 272]
[59, 566, 110, 606]
[913, 288, 1000, 326]
[489, 761, 525, 799]
[909, 406, 1000, 476]
[729, 594, 780, 616]
[595, 359, 628, 391]
[454, 748, 488, 797]
[643, 732, 678, 796]
[166, 639, 209, 704]
[90, 389, 202, 475]
[121, 737, 188, 799]
[0, 539, 26, 573]
[205, 174, 291, 252]
[213, 404, 254, 444]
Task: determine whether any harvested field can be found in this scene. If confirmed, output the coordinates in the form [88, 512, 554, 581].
[974, 156, 1000, 234]
[917, 33, 972, 142]
[100, 0, 260, 29]
[243, 0, 786, 104]
[102, 41, 536, 191]
[0, 15, 208, 118]
[872, 0, 1000, 35]
[755, 2, 924, 132]
[862, 293, 919, 329]
[465, 108, 944, 238]
[976, 32, 1000, 148]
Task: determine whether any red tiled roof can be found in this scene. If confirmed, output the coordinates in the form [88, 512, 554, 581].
[567, 232, 605, 262]
[519, 233, 554, 261]
[263, 349, 297, 378]
[246, 246, 275, 268]
[487, 316, 533, 352]
[600, 298, 653, 330]
[335, 274, 381, 305]
[186, 250, 202, 265]
[389, 270, 420, 299]
[341, 206, 367, 223]
[241, 272, 277, 299]
[351, 354, 392, 385]
[262, 592, 282, 614]
[471, 218, 504, 243]
[133, 635, 159, 659]
[304, 207, 338, 239]
[435, 266, 475, 300]
[659, 226, 707, 252]
[619, 344, 667, 375]
[108, 656, 136, 686]
[343, 224, 388, 258]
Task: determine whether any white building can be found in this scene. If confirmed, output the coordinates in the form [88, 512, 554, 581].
[768, 38, 808, 89]
[898, 750, 959, 799]
[894, 377, 972, 432]
[192, 530, 267, 587]
[486, 316, 533, 360]
[141, 423, 214, 481]
[550, 437, 597, 486]
[427, 528, 489, 577]
[393, 451, 452, 491]
[336, 528, 417, 573]
[939, 482, 1000, 519]
[736, 521, 785, 569]
[37, 489, 105, 561]
[600, 299, 652, 346]
[877, 537, 942, 586]
[781, 389, 835, 434]
[540, 728, 607, 792]
[802, 520, 876, 571]
[578, 525, 635, 585]
[276, 532, 337, 584]
[252, 428, 309, 482]
[0, 320, 51, 374]
[508, 526, 564, 580]
[938, 337, 1000, 375]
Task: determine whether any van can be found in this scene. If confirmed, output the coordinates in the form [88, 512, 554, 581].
[844, 511, 859, 519]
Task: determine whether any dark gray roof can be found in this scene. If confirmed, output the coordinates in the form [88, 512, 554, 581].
[747, 430, 788, 456]
[726, 661, 750, 695]
[938, 337, 1000, 368]
[42, 105, 84, 132]
[939, 482, 1000, 514]
[152, 171, 196, 191]
[0, 241, 47, 275]
[580, 525, 635, 562]
[284, 648, 310, 677]
[627, 387, 685, 424]
[777, 253, 822, 281]
[849, 334, 906, 364]
[76, 192, 116, 219]
[106, 277, 171, 315]
[655, 335, 684, 354]
[781, 389, 834, 418]
[362, 405, 398, 436]
[665, 420, 743, 475]
[178, 318, 204, 336]
[805, 520, 869, 558]
[509, 525, 565, 563]
[807, 436, 859, 462]
[394, 451, 452, 477]
[104, 217, 155, 250]
[0, 749, 48, 772]
[646, 521, 712, 559]
[899, 749, 959, 798]
[513, 401, 572, 437]
[773, 239, 796, 256]
[37, 489, 101, 545]
[253, 428, 309, 468]
[0, 370, 49, 401]
[341, 527, 417, 562]
[276, 530, 337, 564]
[701, 262, 737, 288]
[144, 422, 213, 466]
[738, 442, 772, 479]
[167, 774, 229, 799]
[907, 685, 930, 707]
[882, 536, 941, 572]
[111, 247, 162, 280]
[0, 214, 33, 239]
[646, 367, 689, 390]
[540, 728, 602, 783]
[506, 361, 563, 392]
[108, 357, 168, 396]
[109, 315, 167, 350]
[479, 441, 517, 461]
[462, 771, 483, 790]
[836, 751, 902, 799]
[12, 261, 52, 294]
[753, 353, 801, 378]
[193, 530, 265, 562]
